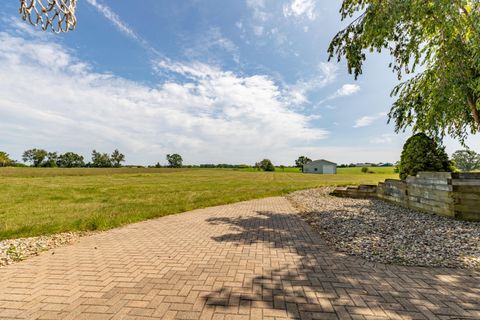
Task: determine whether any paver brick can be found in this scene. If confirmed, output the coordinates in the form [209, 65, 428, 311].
[0, 197, 479, 319]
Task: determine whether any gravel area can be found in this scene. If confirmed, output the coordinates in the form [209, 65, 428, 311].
[0, 232, 84, 267]
[287, 188, 480, 270]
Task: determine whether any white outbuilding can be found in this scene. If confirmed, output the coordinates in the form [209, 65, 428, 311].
[303, 159, 337, 174]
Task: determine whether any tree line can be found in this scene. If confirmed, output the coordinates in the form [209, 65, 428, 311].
[1, 149, 126, 168]
[160, 154, 278, 171]
[2, 146, 479, 174]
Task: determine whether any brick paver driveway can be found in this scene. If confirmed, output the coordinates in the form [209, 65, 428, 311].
[0, 197, 479, 320]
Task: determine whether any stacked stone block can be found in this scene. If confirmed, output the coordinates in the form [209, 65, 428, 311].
[331, 172, 480, 221]
[406, 172, 454, 217]
[452, 173, 480, 221]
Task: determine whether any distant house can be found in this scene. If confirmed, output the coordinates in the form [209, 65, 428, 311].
[355, 162, 374, 167]
[303, 159, 337, 174]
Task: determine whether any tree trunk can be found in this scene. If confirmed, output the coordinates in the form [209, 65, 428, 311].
[467, 95, 480, 132]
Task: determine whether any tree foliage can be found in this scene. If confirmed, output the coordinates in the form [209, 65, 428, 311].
[20, 149, 123, 168]
[398, 133, 454, 180]
[110, 149, 125, 168]
[329, 1, 480, 142]
[295, 156, 312, 172]
[0, 151, 13, 167]
[166, 154, 183, 168]
[22, 149, 48, 167]
[57, 152, 85, 168]
[452, 149, 480, 171]
[258, 159, 275, 172]
[43, 152, 58, 168]
[91, 150, 112, 168]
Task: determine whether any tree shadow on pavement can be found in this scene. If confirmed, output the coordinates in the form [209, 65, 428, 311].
[203, 210, 479, 319]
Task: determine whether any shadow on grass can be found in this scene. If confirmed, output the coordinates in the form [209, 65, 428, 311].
[204, 210, 479, 319]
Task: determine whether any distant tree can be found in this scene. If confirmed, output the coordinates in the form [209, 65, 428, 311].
[166, 154, 183, 168]
[22, 149, 47, 167]
[57, 152, 85, 168]
[154, 162, 162, 168]
[110, 149, 125, 168]
[91, 150, 112, 168]
[361, 167, 369, 173]
[452, 150, 480, 172]
[0, 151, 13, 167]
[279, 165, 285, 171]
[42, 152, 58, 167]
[393, 161, 400, 173]
[259, 159, 275, 172]
[399, 133, 454, 180]
[295, 156, 312, 172]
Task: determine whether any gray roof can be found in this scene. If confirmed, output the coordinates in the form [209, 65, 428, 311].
[304, 159, 337, 166]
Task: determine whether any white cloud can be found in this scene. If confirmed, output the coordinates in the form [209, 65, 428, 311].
[287, 62, 338, 105]
[315, 83, 360, 107]
[332, 84, 360, 98]
[183, 27, 240, 64]
[370, 134, 394, 144]
[353, 116, 376, 128]
[283, 0, 317, 20]
[85, 0, 158, 55]
[246, 0, 269, 22]
[85, 0, 137, 40]
[253, 25, 265, 37]
[353, 112, 387, 128]
[0, 31, 329, 165]
[319, 62, 339, 84]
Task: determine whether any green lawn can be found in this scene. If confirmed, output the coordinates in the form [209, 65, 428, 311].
[337, 166, 396, 174]
[0, 168, 397, 240]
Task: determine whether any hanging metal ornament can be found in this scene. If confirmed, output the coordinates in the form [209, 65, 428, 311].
[19, 0, 77, 33]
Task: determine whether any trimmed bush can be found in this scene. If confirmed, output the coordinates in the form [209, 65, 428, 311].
[399, 133, 454, 180]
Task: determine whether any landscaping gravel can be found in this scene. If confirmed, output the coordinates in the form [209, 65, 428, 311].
[0, 232, 83, 267]
[287, 188, 480, 270]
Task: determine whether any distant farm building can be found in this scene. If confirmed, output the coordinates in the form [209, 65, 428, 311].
[303, 159, 337, 174]
[354, 162, 374, 167]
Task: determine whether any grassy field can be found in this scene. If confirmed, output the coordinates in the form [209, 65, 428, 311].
[0, 167, 397, 240]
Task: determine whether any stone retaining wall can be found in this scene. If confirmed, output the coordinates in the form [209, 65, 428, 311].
[332, 172, 480, 221]
[406, 172, 454, 217]
[377, 179, 408, 205]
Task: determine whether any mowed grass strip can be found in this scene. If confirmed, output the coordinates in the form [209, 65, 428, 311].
[0, 168, 397, 240]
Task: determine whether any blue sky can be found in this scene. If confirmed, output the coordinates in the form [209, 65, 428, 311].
[0, 0, 478, 165]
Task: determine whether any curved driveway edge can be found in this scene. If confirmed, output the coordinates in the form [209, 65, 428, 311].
[0, 197, 479, 319]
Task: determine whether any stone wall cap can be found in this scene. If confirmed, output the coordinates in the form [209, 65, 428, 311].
[416, 172, 453, 179]
[451, 172, 480, 179]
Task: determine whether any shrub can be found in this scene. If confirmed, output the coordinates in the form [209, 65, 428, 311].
[361, 167, 369, 173]
[398, 133, 454, 180]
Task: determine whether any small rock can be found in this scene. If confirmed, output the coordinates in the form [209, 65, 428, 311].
[287, 188, 480, 270]
[0, 232, 85, 268]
